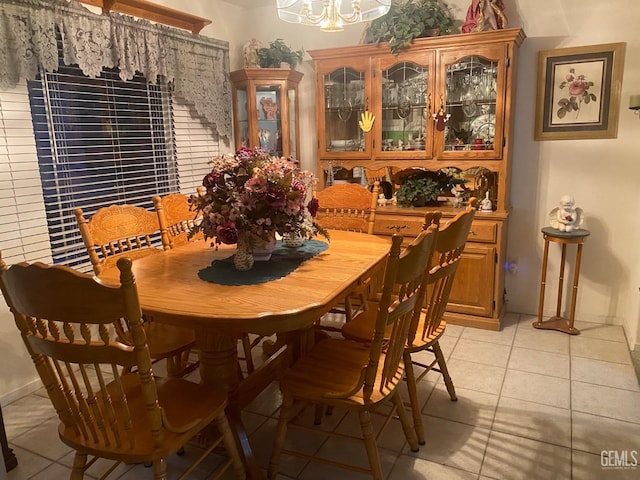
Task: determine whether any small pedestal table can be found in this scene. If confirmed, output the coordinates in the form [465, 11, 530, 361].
[533, 226, 590, 335]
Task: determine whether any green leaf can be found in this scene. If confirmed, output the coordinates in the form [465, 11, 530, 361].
[557, 108, 567, 119]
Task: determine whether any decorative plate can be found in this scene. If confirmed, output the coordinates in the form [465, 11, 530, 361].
[470, 114, 495, 140]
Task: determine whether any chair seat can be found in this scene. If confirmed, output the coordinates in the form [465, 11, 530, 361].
[340, 303, 391, 342]
[142, 321, 196, 359]
[280, 338, 404, 408]
[342, 304, 447, 347]
[60, 374, 227, 462]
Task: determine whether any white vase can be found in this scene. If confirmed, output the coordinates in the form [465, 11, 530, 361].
[250, 232, 277, 261]
[283, 232, 305, 248]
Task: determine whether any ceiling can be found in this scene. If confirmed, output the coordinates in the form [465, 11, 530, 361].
[224, 0, 273, 9]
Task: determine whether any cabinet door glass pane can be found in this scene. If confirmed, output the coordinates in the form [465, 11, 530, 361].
[444, 56, 497, 152]
[236, 88, 249, 148]
[323, 68, 365, 152]
[288, 87, 297, 159]
[257, 85, 282, 155]
[381, 62, 429, 152]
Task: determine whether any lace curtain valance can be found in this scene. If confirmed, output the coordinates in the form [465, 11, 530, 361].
[0, 0, 231, 139]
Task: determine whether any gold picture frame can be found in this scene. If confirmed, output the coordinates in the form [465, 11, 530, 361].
[535, 43, 626, 140]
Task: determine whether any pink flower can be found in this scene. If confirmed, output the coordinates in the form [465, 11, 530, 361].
[569, 80, 587, 96]
[568, 75, 587, 96]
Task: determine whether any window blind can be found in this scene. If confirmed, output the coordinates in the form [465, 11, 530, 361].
[173, 96, 222, 194]
[0, 81, 53, 268]
[27, 64, 178, 269]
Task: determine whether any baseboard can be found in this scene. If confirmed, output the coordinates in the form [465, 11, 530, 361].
[0, 378, 41, 406]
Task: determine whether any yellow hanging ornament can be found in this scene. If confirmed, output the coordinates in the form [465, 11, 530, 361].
[358, 111, 375, 132]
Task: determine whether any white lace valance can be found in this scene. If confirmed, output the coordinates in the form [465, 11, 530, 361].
[0, 0, 231, 140]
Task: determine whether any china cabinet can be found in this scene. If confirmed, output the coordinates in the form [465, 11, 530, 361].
[308, 28, 525, 330]
[230, 68, 303, 158]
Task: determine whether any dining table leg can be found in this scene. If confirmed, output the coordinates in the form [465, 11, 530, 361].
[196, 329, 265, 480]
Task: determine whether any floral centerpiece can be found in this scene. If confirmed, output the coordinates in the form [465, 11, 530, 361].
[189, 147, 328, 270]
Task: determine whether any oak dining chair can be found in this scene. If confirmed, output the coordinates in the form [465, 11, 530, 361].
[74, 205, 197, 378]
[153, 188, 204, 250]
[0, 253, 245, 480]
[314, 181, 381, 326]
[268, 226, 438, 480]
[341, 199, 477, 444]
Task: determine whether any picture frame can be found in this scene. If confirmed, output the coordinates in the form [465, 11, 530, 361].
[535, 43, 626, 140]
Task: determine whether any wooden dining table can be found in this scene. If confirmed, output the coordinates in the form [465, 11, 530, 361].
[99, 229, 391, 479]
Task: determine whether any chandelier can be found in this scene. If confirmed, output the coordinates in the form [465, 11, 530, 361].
[276, 0, 392, 32]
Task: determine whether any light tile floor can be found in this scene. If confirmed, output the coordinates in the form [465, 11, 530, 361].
[3, 313, 640, 479]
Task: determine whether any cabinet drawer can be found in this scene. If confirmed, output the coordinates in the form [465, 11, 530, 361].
[466, 220, 498, 244]
[374, 216, 424, 236]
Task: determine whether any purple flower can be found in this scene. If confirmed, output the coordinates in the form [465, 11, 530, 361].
[307, 197, 319, 217]
[266, 188, 286, 209]
[216, 222, 239, 244]
[203, 171, 220, 189]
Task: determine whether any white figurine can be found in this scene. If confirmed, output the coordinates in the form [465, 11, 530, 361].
[451, 186, 464, 208]
[479, 191, 493, 212]
[377, 193, 388, 207]
[549, 194, 584, 232]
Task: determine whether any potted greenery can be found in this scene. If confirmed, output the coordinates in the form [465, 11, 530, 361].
[395, 168, 464, 207]
[257, 39, 304, 68]
[365, 0, 455, 55]
[396, 177, 441, 207]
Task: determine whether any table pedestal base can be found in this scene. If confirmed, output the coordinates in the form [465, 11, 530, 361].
[533, 316, 580, 335]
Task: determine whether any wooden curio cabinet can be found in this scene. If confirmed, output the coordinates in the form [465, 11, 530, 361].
[308, 28, 526, 330]
[230, 68, 303, 158]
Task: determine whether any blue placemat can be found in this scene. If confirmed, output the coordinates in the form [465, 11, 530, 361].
[198, 240, 329, 286]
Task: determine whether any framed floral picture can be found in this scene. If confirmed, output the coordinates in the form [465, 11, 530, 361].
[535, 43, 626, 140]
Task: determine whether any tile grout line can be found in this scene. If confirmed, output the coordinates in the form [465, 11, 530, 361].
[475, 312, 520, 479]
[569, 326, 574, 480]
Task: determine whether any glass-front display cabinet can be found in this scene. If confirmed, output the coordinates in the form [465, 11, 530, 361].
[308, 28, 526, 332]
[437, 43, 506, 159]
[376, 50, 435, 159]
[315, 58, 371, 159]
[230, 68, 303, 158]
